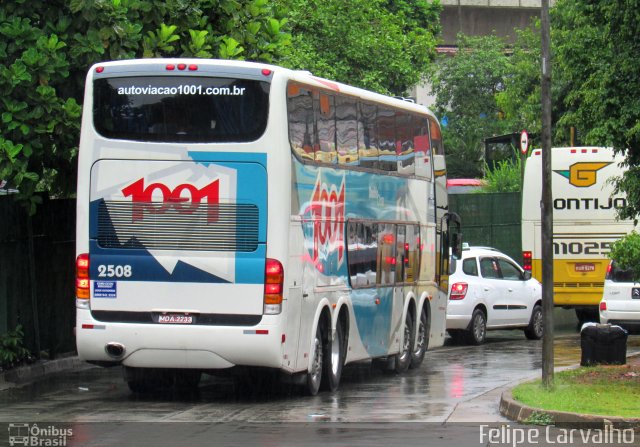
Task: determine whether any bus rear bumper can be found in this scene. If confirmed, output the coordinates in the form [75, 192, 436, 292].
[76, 308, 283, 370]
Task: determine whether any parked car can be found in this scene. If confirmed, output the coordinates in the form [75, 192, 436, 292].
[446, 245, 543, 344]
[599, 261, 640, 331]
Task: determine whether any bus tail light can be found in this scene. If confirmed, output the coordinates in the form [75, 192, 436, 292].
[264, 258, 284, 315]
[76, 253, 90, 299]
[605, 262, 613, 280]
[522, 251, 532, 271]
[599, 301, 607, 311]
[450, 282, 468, 300]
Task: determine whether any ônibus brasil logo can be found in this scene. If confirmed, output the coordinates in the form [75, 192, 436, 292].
[308, 174, 345, 269]
[121, 178, 220, 222]
[554, 162, 611, 188]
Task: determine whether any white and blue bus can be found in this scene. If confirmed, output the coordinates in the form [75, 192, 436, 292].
[75, 59, 460, 394]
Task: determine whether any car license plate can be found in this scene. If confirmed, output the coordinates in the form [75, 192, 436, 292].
[158, 314, 194, 324]
[574, 263, 595, 272]
[632, 288, 640, 299]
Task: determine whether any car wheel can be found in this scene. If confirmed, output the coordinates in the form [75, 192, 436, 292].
[465, 308, 486, 345]
[321, 320, 346, 392]
[410, 307, 430, 369]
[306, 323, 324, 395]
[524, 304, 544, 340]
[395, 311, 414, 373]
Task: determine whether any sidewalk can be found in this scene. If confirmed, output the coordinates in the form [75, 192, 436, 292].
[0, 355, 85, 391]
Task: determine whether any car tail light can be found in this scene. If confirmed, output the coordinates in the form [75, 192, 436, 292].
[522, 251, 532, 271]
[264, 258, 284, 314]
[605, 262, 613, 280]
[76, 253, 90, 299]
[599, 301, 607, 311]
[450, 282, 468, 300]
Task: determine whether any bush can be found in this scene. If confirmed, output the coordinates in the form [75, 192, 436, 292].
[481, 151, 521, 193]
[0, 325, 33, 371]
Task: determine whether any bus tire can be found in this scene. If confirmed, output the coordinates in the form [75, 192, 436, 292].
[524, 305, 544, 340]
[395, 310, 414, 373]
[306, 323, 324, 396]
[465, 308, 486, 345]
[322, 319, 346, 392]
[410, 306, 430, 369]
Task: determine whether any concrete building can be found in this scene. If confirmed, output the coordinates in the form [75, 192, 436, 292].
[413, 0, 553, 107]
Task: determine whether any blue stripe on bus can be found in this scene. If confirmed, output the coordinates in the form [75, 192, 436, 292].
[88, 241, 233, 284]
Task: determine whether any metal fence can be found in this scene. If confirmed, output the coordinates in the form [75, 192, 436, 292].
[0, 196, 76, 357]
[449, 192, 522, 261]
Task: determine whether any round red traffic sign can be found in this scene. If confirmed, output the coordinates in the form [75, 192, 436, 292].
[520, 130, 529, 154]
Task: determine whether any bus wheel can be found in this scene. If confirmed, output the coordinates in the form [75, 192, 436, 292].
[322, 320, 346, 392]
[524, 305, 544, 340]
[306, 323, 324, 396]
[395, 311, 414, 373]
[465, 308, 486, 345]
[410, 307, 430, 369]
[124, 366, 171, 393]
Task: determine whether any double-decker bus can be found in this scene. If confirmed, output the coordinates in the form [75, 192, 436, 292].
[521, 147, 634, 324]
[75, 59, 459, 394]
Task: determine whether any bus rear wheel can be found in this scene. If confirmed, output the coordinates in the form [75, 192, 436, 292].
[322, 320, 346, 392]
[395, 311, 414, 373]
[306, 323, 324, 396]
[410, 307, 429, 369]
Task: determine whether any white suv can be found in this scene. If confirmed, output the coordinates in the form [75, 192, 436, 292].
[599, 261, 640, 331]
[446, 246, 543, 344]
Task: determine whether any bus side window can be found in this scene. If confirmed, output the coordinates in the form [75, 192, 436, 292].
[347, 221, 378, 288]
[396, 112, 414, 176]
[378, 108, 397, 173]
[287, 83, 316, 161]
[315, 92, 336, 164]
[358, 102, 379, 169]
[335, 96, 359, 167]
[414, 116, 432, 179]
[377, 223, 397, 285]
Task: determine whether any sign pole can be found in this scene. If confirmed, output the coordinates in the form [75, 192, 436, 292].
[541, 0, 554, 389]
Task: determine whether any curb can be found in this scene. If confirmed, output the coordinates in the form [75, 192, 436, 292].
[0, 355, 85, 390]
[499, 353, 640, 429]
[499, 389, 640, 429]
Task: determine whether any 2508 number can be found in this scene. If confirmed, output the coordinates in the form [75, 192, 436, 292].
[97, 264, 132, 278]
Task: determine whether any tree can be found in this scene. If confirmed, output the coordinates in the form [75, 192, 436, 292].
[553, 0, 640, 274]
[0, 0, 290, 213]
[277, 0, 441, 95]
[553, 0, 640, 219]
[429, 34, 514, 178]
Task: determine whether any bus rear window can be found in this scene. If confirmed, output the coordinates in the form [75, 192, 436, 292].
[93, 76, 270, 143]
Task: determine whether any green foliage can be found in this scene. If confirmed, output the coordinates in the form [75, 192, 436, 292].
[481, 151, 521, 193]
[429, 34, 515, 178]
[523, 411, 554, 426]
[609, 231, 640, 282]
[1, 1, 290, 214]
[553, 0, 640, 220]
[278, 0, 441, 95]
[0, 325, 32, 370]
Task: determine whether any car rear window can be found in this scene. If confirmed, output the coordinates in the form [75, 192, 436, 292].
[93, 76, 270, 143]
[608, 263, 634, 282]
[462, 258, 478, 276]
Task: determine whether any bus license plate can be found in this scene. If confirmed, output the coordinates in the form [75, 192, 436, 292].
[158, 314, 194, 324]
[632, 288, 640, 299]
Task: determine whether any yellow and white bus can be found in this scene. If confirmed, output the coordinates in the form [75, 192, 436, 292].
[75, 59, 459, 395]
[521, 147, 634, 323]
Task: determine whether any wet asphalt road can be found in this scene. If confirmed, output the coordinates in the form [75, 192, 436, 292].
[0, 332, 638, 446]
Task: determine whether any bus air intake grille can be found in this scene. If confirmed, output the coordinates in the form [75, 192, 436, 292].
[97, 201, 259, 252]
[553, 282, 604, 289]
